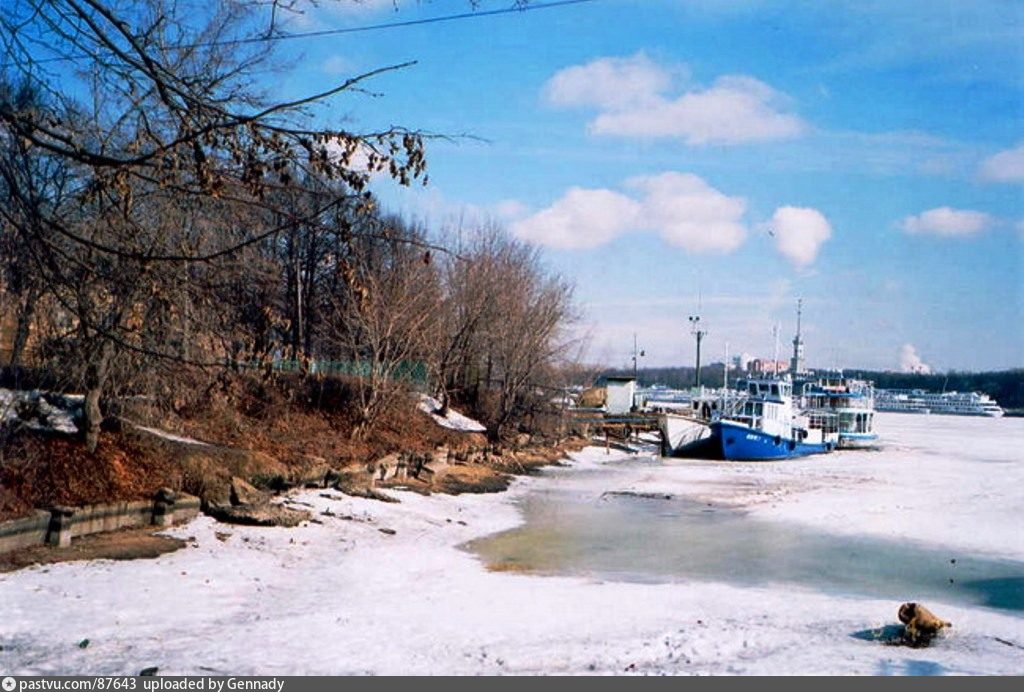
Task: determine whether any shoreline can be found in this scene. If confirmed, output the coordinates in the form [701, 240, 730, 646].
[1, 415, 1022, 674]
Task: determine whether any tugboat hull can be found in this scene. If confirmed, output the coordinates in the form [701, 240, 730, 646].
[712, 420, 833, 461]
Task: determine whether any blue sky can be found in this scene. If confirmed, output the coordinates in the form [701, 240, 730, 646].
[273, 0, 1023, 372]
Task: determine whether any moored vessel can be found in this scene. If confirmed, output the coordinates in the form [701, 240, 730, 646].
[875, 389, 1004, 417]
[709, 378, 838, 461]
[800, 371, 878, 449]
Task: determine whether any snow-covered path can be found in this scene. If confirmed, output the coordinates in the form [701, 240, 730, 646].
[1, 413, 1021, 675]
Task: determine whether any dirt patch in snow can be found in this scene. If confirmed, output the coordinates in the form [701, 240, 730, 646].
[435, 465, 514, 494]
[0, 526, 186, 573]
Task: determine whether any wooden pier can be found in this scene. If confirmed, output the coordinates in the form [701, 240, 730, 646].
[570, 409, 664, 450]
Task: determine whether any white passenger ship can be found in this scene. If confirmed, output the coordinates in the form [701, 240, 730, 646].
[874, 389, 1005, 417]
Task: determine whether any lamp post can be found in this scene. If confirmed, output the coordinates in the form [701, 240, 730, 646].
[688, 315, 707, 390]
[631, 333, 645, 381]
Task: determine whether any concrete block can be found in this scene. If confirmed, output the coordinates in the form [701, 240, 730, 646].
[47, 506, 75, 548]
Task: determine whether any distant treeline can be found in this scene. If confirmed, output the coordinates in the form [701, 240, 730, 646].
[599, 366, 1024, 410]
[600, 365, 727, 390]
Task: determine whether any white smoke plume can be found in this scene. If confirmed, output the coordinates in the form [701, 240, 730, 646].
[899, 344, 932, 374]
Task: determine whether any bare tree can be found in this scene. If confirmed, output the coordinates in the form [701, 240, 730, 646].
[0, 0, 428, 449]
[0, 79, 75, 368]
[325, 217, 440, 438]
[430, 226, 575, 440]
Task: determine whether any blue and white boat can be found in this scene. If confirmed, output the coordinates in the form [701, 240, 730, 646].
[800, 371, 878, 449]
[704, 377, 839, 461]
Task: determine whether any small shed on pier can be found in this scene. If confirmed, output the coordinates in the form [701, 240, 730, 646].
[605, 377, 637, 414]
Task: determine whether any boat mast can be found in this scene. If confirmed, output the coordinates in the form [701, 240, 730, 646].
[790, 298, 805, 376]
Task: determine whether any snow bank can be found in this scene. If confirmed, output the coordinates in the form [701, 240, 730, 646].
[0, 387, 82, 435]
[417, 394, 486, 433]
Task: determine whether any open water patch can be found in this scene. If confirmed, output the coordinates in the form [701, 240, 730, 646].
[466, 486, 1024, 614]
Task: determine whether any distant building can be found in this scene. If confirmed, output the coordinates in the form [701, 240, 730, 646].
[750, 359, 789, 376]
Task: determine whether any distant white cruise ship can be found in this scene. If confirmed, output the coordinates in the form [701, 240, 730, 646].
[874, 389, 1005, 417]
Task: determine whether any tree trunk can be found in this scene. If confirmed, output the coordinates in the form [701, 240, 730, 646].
[82, 340, 113, 453]
[9, 289, 37, 367]
[83, 385, 103, 453]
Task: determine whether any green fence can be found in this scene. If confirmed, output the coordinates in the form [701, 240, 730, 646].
[236, 358, 429, 386]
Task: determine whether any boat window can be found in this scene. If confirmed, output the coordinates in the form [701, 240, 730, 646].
[748, 383, 757, 395]
[771, 384, 780, 397]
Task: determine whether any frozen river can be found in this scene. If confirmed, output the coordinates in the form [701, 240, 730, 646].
[469, 413, 1024, 614]
[1, 413, 1022, 675]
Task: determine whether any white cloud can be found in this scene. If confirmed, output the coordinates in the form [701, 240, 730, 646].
[900, 207, 992, 237]
[628, 172, 747, 252]
[978, 143, 1024, 183]
[899, 344, 931, 374]
[543, 54, 805, 145]
[511, 172, 747, 253]
[510, 187, 640, 250]
[493, 199, 529, 221]
[592, 75, 805, 145]
[767, 206, 832, 267]
[543, 52, 676, 111]
[323, 139, 381, 176]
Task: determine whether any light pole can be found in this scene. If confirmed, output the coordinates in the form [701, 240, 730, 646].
[631, 333, 645, 381]
[688, 315, 707, 389]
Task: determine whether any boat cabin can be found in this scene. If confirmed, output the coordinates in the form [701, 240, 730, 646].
[729, 378, 795, 438]
[738, 378, 792, 401]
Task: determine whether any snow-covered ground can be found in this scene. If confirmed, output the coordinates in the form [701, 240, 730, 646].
[0, 388, 82, 435]
[1, 413, 1021, 675]
[418, 394, 487, 433]
[131, 424, 211, 447]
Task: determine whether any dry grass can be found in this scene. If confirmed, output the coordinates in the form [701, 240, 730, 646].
[0, 429, 180, 521]
[0, 373, 494, 521]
